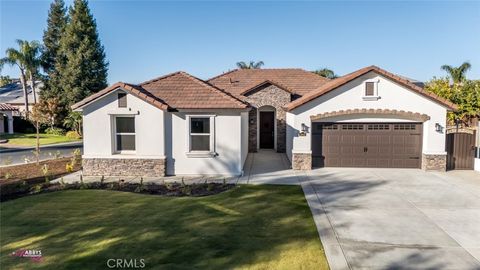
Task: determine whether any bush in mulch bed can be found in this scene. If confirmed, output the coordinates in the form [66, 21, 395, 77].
[0, 178, 236, 202]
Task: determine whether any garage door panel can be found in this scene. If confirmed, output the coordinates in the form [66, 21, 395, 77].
[312, 123, 422, 169]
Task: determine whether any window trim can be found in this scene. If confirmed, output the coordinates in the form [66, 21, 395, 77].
[186, 115, 216, 158]
[362, 79, 380, 101]
[113, 115, 136, 154]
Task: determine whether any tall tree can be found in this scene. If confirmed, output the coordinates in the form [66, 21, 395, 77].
[55, 0, 108, 107]
[0, 40, 34, 115]
[42, 0, 67, 75]
[313, 68, 338, 79]
[441, 62, 471, 83]
[24, 40, 42, 104]
[236, 61, 264, 69]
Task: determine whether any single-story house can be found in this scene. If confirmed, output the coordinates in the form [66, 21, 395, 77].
[72, 66, 457, 177]
[0, 103, 17, 134]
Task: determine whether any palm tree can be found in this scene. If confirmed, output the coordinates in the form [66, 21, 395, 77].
[24, 41, 42, 104]
[0, 40, 32, 114]
[313, 68, 338, 79]
[236, 61, 264, 69]
[63, 111, 83, 136]
[441, 62, 471, 83]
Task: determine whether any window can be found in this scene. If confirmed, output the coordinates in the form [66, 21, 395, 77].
[342, 124, 364, 130]
[367, 124, 390, 130]
[115, 117, 135, 152]
[365, 82, 375, 96]
[118, 92, 127, 108]
[322, 124, 338, 130]
[190, 117, 211, 151]
[394, 124, 417, 130]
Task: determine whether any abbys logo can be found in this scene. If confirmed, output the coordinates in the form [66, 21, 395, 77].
[107, 258, 145, 269]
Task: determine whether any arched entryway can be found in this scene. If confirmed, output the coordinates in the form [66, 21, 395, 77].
[257, 105, 276, 150]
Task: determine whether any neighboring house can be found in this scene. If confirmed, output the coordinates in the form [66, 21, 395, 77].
[72, 66, 456, 177]
[0, 103, 17, 134]
[0, 80, 42, 115]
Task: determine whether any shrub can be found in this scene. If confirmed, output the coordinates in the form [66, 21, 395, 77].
[45, 127, 65, 136]
[65, 130, 81, 140]
[66, 163, 74, 173]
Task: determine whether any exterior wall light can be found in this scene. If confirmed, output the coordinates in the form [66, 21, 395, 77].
[435, 123, 444, 133]
[299, 123, 308, 136]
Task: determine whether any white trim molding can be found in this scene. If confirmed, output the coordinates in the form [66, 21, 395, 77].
[185, 114, 217, 158]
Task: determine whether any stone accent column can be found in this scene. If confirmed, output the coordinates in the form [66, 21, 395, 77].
[421, 154, 446, 171]
[248, 108, 257, 152]
[83, 157, 166, 177]
[292, 152, 312, 170]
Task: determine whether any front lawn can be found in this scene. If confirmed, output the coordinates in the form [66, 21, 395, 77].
[0, 133, 81, 147]
[0, 186, 328, 270]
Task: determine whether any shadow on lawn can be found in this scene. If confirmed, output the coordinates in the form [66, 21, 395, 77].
[0, 185, 327, 269]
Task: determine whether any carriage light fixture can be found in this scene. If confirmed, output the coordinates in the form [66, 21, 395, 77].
[301, 123, 307, 133]
[299, 123, 308, 136]
[435, 123, 444, 133]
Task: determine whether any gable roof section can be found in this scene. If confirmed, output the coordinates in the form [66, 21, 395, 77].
[285, 65, 458, 111]
[240, 80, 296, 96]
[208, 68, 330, 97]
[71, 82, 169, 111]
[72, 72, 248, 111]
[139, 71, 248, 109]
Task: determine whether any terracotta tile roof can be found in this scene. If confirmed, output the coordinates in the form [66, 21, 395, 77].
[285, 65, 458, 111]
[72, 82, 169, 111]
[139, 72, 248, 109]
[0, 103, 18, 111]
[208, 69, 330, 97]
[72, 72, 248, 111]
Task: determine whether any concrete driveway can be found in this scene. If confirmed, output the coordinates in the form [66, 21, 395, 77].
[304, 168, 480, 270]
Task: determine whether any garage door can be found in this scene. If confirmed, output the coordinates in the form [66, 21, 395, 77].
[312, 123, 422, 168]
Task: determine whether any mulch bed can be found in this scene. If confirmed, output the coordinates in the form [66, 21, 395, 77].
[0, 157, 81, 185]
[0, 180, 236, 202]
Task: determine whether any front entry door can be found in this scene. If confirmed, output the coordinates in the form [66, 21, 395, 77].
[259, 111, 274, 149]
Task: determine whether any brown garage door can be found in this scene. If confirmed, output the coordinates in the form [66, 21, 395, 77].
[312, 123, 423, 168]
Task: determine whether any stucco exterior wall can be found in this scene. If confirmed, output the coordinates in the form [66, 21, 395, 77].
[244, 84, 290, 152]
[165, 110, 244, 176]
[82, 90, 165, 159]
[286, 71, 449, 163]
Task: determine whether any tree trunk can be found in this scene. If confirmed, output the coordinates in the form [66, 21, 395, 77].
[20, 70, 29, 116]
[29, 72, 37, 104]
[36, 121, 40, 165]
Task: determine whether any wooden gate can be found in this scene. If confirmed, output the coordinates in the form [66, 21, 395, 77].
[446, 131, 475, 170]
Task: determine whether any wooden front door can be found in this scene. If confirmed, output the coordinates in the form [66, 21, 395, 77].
[259, 111, 274, 149]
[446, 132, 475, 170]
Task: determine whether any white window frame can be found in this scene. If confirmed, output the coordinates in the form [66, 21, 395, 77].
[113, 115, 136, 154]
[362, 79, 380, 101]
[186, 115, 216, 158]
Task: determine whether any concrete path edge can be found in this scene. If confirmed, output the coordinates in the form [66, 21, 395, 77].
[299, 172, 350, 270]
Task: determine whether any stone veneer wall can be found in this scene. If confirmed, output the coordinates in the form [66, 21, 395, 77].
[421, 154, 446, 171]
[83, 158, 166, 177]
[292, 153, 312, 170]
[245, 84, 291, 153]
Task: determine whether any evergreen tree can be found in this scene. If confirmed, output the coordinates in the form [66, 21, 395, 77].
[42, 0, 67, 75]
[55, 0, 108, 106]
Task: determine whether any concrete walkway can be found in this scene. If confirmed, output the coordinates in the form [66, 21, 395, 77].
[237, 149, 302, 185]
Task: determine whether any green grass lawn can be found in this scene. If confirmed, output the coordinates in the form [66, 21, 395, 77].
[0, 133, 81, 147]
[0, 186, 329, 270]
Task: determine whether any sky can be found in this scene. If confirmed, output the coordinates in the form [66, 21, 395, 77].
[1, 0, 479, 84]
